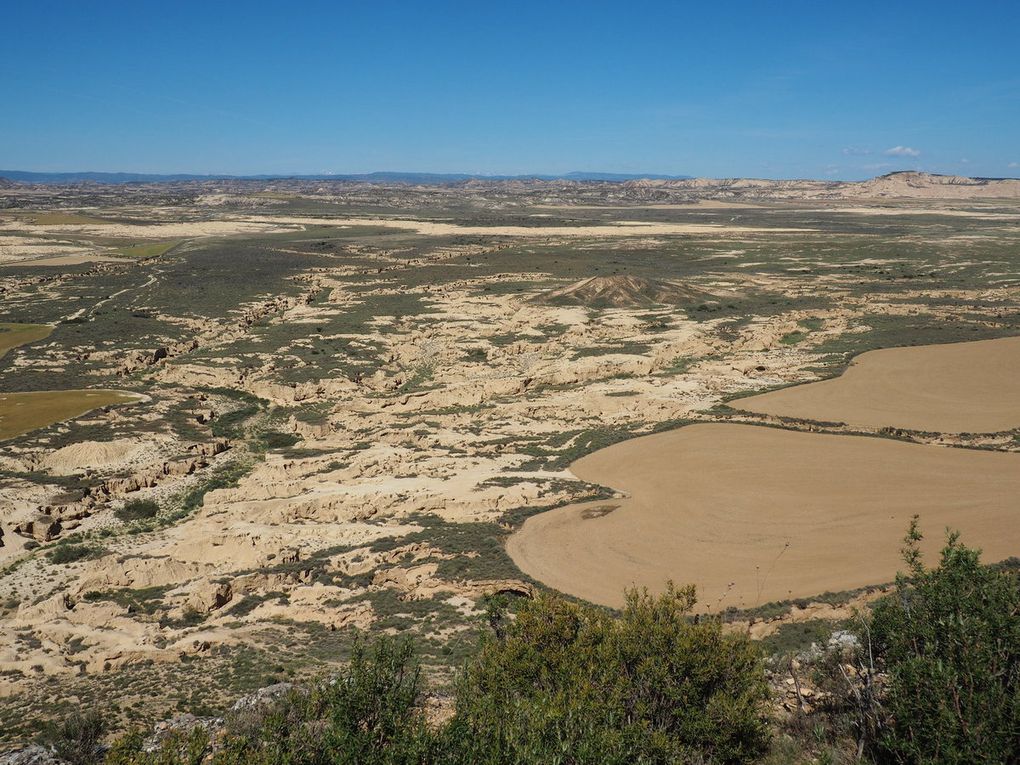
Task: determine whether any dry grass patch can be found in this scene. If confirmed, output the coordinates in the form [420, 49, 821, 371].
[0, 322, 52, 358]
[0, 389, 143, 441]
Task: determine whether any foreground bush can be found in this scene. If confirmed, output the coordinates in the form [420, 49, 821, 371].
[46, 710, 107, 765]
[867, 522, 1020, 765]
[103, 586, 770, 764]
[108, 638, 436, 765]
[452, 584, 771, 764]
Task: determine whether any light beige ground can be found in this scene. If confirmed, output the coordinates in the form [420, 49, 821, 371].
[251, 215, 815, 237]
[0, 220, 291, 239]
[7, 254, 130, 267]
[737, 336, 1020, 433]
[0, 390, 143, 441]
[508, 423, 1020, 609]
[38, 438, 150, 474]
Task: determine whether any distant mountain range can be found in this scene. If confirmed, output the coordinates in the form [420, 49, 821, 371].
[0, 170, 693, 185]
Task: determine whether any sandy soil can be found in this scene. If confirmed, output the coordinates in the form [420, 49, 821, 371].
[737, 336, 1020, 433]
[0, 220, 292, 239]
[508, 423, 1020, 609]
[5, 254, 131, 267]
[38, 439, 150, 474]
[0, 390, 144, 441]
[252, 215, 815, 237]
[0, 236, 87, 264]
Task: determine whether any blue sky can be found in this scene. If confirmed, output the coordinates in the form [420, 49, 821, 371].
[2, 1, 1018, 179]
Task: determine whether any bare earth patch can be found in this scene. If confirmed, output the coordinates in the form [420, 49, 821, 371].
[508, 423, 1020, 609]
[737, 336, 1020, 433]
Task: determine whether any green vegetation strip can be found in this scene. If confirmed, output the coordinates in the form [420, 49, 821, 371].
[113, 240, 183, 259]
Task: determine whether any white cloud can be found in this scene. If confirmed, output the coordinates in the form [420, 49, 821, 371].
[1009, 161, 1019, 169]
[841, 146, 871, 156]
[884, 145, 921, 157]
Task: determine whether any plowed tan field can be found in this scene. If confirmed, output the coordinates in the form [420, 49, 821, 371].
[508, 423, 1020, 608]
[737, 336, 1020, 433]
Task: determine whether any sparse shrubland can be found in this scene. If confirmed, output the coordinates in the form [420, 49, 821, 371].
[34, 524, 1018, 765]
[46, 539, 107, 565]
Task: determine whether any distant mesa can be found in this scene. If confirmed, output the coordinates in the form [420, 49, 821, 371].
[535, 275, 717, 309]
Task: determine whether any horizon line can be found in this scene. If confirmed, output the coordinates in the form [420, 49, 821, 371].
[4, 168, 1017, 184]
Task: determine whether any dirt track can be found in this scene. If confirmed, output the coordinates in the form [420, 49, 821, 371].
[736, 336, 1020, 433]
[508, 423, 1020, 609]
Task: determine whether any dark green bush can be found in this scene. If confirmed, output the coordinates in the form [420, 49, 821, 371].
[213, 637, 436, 765]
[44, 709, 107, 765]
[47, 541, 105, 564]
[104, 589, 771, 764]
[115, 498, 160, 522]
[452, 584, 771, 765]
[106, 728, 210, 765]
[260, 430, 300, 450]
[867, 521, 1020, 764]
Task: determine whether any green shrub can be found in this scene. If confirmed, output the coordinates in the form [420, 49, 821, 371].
[867, 520, 1020, 765]
[107, 639, 436, 765]
[47, 541, 105, 564]
[451, 584, 771, 765]
[259, 430, 300, 450]
[212, 637, 436, 765]
[44, 709, 107, 765]
[104, 590, 771, 765]
[106, 728, 210, 765]
[115, 498, 160, 522]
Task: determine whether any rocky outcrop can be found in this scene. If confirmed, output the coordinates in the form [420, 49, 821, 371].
[187, 581, 233, 613]
[0, 745, 63, 765]
[14, 515, 61, 542]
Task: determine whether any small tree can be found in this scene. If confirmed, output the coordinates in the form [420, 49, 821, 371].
[451, 584, 771, 764]
[868, 519, 1020, 764]
[213, 637, 437, 765]
[45, 709, 107, 765]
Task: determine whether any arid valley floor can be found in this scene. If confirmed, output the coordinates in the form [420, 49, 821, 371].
[2, 171, 1020, 740]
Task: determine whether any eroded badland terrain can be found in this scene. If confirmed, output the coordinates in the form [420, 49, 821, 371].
[2, 171, 1020, 738]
